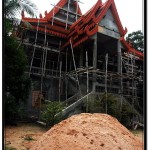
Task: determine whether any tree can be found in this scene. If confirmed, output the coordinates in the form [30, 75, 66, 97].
[126, 30, 144, 52]
[5, 0, 38, 19]
[4, 0, 38, 121]
[5, 33, 31, 121]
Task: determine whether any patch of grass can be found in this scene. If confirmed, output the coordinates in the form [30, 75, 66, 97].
[24, 136, 34, 141]
[5, 146, 17, 150]
[130, 129, 143, 135]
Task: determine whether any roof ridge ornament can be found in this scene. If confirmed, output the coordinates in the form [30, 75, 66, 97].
[21, 10, 25, 19]
[39, 13, 43, 18]
[45, 10, 48, 16]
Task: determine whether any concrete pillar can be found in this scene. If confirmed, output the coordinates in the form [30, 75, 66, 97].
[92, 34, 97, 91]
[93, 34, 97, 69]
[117, 40, 121, 73]
[79, 47, 83, 67]
[117, 40, 121, 93]
[69, 57, 72, 71]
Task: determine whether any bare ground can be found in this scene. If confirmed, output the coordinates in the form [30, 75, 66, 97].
[4, 113, 144, 150]
[4, 123, 47, 150]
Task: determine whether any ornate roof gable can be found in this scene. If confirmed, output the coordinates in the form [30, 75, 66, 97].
[44, 0, 82, 25]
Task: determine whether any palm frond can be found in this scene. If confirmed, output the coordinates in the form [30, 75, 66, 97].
[5, 0, 20, 18]
[5, 0, 38, 18]
[19, 0, 38, 17]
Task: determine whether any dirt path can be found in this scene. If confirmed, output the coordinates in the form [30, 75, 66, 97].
[4, 123, 47, 150]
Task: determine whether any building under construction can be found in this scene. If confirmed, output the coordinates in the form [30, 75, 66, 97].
[16, 0, 144, 120]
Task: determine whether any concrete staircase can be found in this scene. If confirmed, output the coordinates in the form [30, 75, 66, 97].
[56, 91, 93, 119]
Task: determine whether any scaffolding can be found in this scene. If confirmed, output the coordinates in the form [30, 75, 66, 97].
[51, 0, 83, 29]
[17, 0, 143, 124]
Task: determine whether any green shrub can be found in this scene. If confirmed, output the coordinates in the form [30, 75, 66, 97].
[84, 94, 104, 113]
[83, 93, 138, 128]
[5, 94, 28, 122]
[41, 101, 63, 127]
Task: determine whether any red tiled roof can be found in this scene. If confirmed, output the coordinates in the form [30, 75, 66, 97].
[20, 0, 143, 60]
[120, 37, 144, 60]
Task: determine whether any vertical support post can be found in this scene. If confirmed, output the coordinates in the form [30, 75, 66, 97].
[120, 54, 123, 120]
[69, 55, 72, 71]
[117, 40, 121, 74]
[79, 47, 83, 67]
[118, 40, 124, 119]
[59, 60, 62, 103]
[41, 25, 47, 92]
[65, 49, 68, 105]
[131, 54, 134, 106]
[44, 42, 48, 75]
[57, 41, 62, 76]
[70, 40, 82, 97]
[134, 81, 137, 103]
[117, 40, 122, 94]
[76, 0, 79, 21]
[29, 19, 39, 77]
[52, 61, 54, 76]
[66, 0, 70, 30]
[105, 53, 108, 114]
[41, 46, 45, 92]
[86, 51, 89, 113]
[52, 4, 55, 26]
[93, 34, 97, 70]
[127, 54, 129, 72]
[92, 34, 97, 91]
[43, 26, 47, 75]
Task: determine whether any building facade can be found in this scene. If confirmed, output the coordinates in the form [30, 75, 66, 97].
[17, 0, 144, 119]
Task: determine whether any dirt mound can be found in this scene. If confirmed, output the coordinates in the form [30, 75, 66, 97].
[31, 113, 143, 150]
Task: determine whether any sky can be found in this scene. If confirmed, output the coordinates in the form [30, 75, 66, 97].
[33, 0, 144, 36]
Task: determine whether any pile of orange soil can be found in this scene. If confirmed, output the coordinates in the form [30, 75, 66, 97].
[31, 113, 143, 150]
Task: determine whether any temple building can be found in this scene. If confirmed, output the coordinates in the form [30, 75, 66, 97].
[16, 0, 144, 120]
